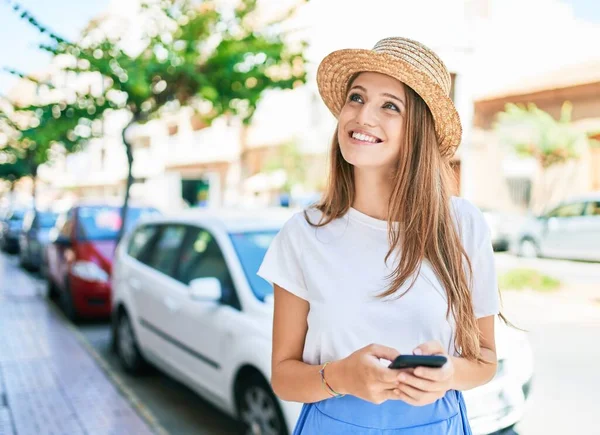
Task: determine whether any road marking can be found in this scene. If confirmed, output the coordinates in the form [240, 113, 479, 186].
[47, 301, 170, 435]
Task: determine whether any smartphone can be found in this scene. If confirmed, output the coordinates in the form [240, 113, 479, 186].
[388, 355, 448, 370]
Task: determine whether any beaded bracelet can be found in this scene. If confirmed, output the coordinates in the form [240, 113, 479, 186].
[319, 362, 345, 398]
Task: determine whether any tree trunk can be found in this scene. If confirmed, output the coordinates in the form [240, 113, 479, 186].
[31, 164, 38, 212]
[116, 117, 137, 245]
[8, 178, 16, 210]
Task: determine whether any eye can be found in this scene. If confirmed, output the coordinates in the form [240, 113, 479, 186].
[383, 102, 400, 112]
[348, 93, 363, 103]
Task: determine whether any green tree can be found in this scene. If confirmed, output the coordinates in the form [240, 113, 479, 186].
[494, 101, 588, 211]
[4, 0, 308, 240]
[0, 93, 101, 211]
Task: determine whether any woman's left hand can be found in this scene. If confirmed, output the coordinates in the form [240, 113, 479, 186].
[394, 340, 454, 406]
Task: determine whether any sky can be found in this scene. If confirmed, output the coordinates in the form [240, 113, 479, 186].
[0, 0, 599, 96]
[0, 0, 110, 95]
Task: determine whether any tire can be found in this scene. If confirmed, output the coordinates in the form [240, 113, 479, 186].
[18, 249, 26, 269]
[115, 311, 147, 374]
[46, 279, 59, 301]
[236, 372, 288, 435]
[518, 239, 539, 258]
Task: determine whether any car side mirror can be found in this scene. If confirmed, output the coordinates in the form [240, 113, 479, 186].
[189, 277, 222, 302]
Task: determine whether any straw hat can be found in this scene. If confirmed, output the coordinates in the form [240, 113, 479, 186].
[317, 37, 462, 157]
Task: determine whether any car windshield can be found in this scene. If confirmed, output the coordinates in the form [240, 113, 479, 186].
[229, 230, 278, 302]
[38, 212, 58, 228]
[77, 206, 158, 241]
[9, 210, 25, 221]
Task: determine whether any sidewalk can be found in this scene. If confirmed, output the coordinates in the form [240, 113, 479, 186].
[0, 255, 155, 435]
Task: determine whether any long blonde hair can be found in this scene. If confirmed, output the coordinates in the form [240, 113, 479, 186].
[306, 84, 483, 361]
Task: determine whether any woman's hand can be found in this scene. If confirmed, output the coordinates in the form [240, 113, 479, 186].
[333, 344, 402, 405]
[393, 341, 455, 406]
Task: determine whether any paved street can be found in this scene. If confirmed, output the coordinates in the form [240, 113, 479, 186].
[0, 250, 598, 435]
[497, 255, 600, 435]
[0, 254, 155, 435]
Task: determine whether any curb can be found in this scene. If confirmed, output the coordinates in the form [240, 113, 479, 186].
[47, 300, 170, 435]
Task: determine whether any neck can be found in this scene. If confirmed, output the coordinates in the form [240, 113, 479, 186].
[352, 166, 394, 221]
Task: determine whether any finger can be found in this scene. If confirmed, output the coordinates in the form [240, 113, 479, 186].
[396, 382, 425, 401]
[378, 367, 413, 384]
[367, 344, 400, 362]
[413, 340, 444, 356]
[396, 372, 442, 393]
[380, 388, 403, 403]
[393, 389, 438, 406]
[413, 365, 449, 382]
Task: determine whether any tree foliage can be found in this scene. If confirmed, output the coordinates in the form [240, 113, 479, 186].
[2, 0, 308, 236]
[494, 101, 586, 168]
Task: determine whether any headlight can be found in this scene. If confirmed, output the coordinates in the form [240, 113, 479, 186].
[71, 261, 109, 283]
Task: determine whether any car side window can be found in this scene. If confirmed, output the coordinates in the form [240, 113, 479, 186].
[584, 201, 600, 217]
[176, 228, 240, 310]
[547, 202, 585, 218]
[145, 225, 186, 278]
[127, 225, 158, 260]
[58, 210, 75, 239]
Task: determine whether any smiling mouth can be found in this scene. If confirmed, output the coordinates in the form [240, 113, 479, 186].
[349, 131, 383, 144]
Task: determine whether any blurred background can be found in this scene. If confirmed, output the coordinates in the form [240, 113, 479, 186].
[0, 1, 598, 435]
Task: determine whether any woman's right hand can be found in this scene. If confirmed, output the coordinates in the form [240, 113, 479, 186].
[329, 344, 403, 404]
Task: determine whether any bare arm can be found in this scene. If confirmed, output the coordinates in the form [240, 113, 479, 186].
[450, 315, 497, 390]
[271, 284, 402, 404]
[270, 284, 337, 403]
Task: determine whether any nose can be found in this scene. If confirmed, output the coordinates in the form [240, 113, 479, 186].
[355, 102, 378, 127]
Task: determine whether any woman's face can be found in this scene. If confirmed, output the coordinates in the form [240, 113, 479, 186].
[337, 72, 407, 171]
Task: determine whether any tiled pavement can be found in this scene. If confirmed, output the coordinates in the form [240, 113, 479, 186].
[0, 255, 155, 435]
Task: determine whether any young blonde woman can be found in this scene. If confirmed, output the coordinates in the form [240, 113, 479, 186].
[258, 36, 500, 434]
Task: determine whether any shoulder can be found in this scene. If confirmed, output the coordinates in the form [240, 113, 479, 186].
[450, 196, 491, 246]
[279, 208, 321, 236]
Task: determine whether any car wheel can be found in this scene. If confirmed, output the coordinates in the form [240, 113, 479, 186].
[18, 249, 27, 268]
[46, 279, 59, 300]
[237, 373, 288, 435]
[116, 311, 147, 374]
[519, 239, 539, 258]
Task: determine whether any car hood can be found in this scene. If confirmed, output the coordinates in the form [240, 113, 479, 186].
[76, 240, 116, 273]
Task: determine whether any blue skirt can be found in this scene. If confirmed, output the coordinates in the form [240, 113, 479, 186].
[293, 390, 472, 434]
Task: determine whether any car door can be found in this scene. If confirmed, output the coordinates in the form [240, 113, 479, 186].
[539, 201, 586, 259]
[169, 226, 242, 399]
[19, 211, 34, 260]
[47, 210, 75, 290]
[116, 223, 160, 343]
[130, 224, 188, 371]
[580, 201, 600, 261]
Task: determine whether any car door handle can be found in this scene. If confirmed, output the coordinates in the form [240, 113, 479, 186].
[163, 296, 180, 313]
[129, 278, 141, 291]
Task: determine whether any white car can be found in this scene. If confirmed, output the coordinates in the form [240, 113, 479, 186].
[512, 193, 600, 261]
[111, 208, 533, 435]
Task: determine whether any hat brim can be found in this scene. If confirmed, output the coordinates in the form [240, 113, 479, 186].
[317, 49, 462, 157]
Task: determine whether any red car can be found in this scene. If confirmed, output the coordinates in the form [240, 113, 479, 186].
[46, 201, 159, 320]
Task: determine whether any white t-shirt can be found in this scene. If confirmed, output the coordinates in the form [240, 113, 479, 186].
[257, 197, 500, 365]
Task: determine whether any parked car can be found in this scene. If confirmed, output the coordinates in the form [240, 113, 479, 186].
[513, 192, 600, 261]
[46, 200, 159, 320]
[0, 208, 27, 253]
[18, 210, 58, 271]
[111, 208, 534, 435]
[478, 206, 528, 253]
